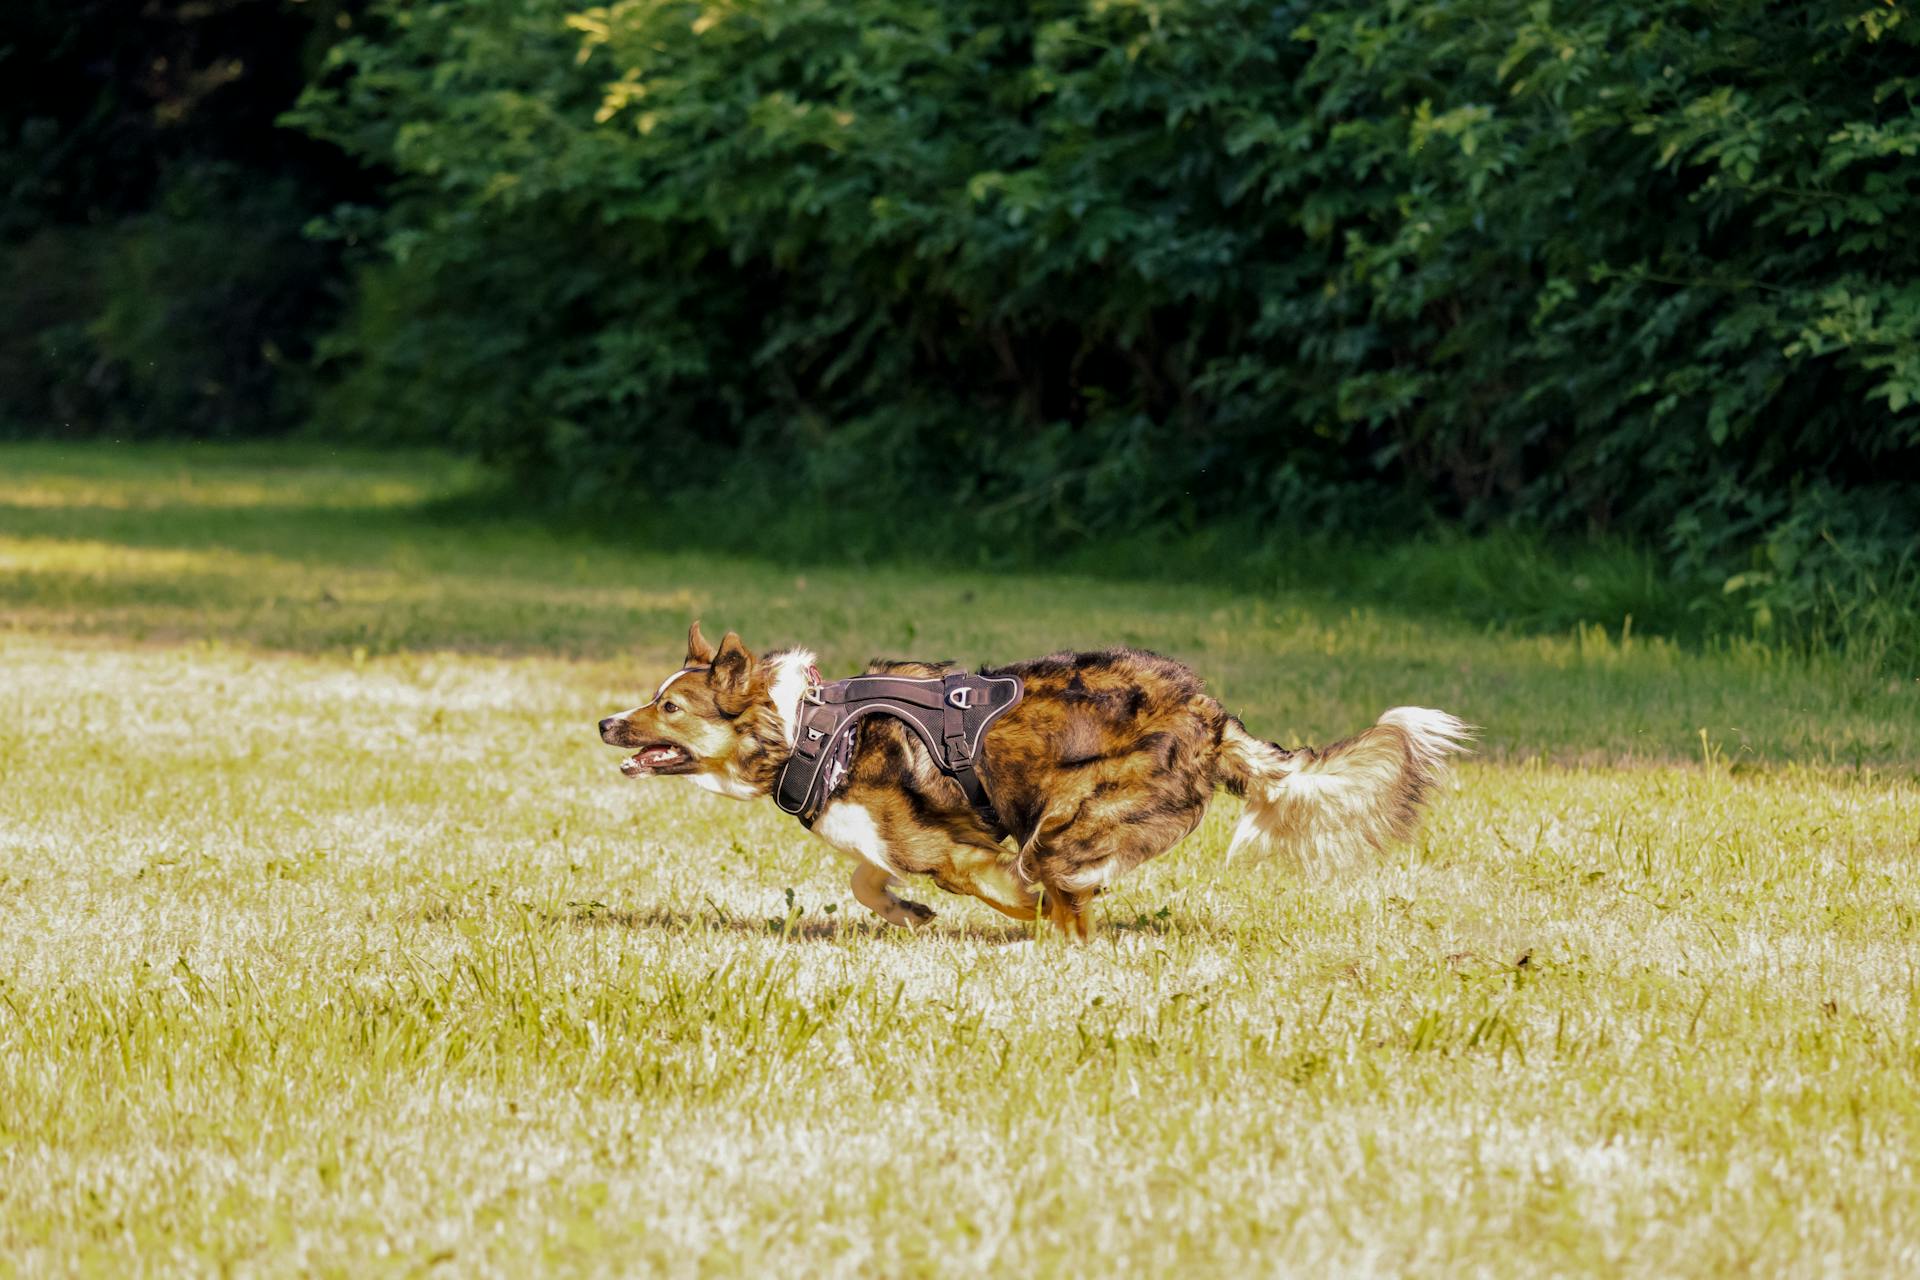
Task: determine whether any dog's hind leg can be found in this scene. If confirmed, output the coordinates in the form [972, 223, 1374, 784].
[850, 862, 935, 929]
[1040, 886, 1094, 942]
[1008, 810, 1100, 941]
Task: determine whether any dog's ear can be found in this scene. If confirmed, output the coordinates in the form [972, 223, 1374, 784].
[685, 619, 717, 666]
[710, 631, 756, 715]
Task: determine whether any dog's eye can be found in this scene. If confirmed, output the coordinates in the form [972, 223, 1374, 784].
[661, 700, 680, 715]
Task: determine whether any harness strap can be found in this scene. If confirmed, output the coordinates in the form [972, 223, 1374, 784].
[774, 671, 1023, 833]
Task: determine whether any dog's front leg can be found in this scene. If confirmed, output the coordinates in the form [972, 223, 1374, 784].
[850, 862, 936, 929]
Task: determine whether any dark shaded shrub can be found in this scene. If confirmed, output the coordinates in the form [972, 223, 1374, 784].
[0, 0, 373, 435]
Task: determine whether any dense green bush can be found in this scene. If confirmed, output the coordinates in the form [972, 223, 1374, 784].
[296, 0, 1919, 654]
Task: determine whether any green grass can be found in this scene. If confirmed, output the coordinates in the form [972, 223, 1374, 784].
[1, 443, 1916, 1275]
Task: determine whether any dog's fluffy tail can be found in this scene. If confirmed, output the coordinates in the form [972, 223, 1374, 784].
[1214, 707, 1474, 875]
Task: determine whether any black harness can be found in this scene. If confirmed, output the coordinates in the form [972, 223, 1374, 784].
[774, 670, 1024, 832]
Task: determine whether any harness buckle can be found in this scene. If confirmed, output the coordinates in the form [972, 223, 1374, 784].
[947, 686, 974, 710]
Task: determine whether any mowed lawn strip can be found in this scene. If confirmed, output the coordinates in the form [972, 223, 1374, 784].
[1, 445, 1916, 1275]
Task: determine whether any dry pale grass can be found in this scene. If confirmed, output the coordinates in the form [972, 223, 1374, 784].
[1, 445, 1917, 1276]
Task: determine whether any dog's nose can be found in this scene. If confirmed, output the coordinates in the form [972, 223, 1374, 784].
[598, 717, 618, 738]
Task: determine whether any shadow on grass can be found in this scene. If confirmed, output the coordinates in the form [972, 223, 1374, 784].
[550, 901, 1034, 945]
[4, 444, 1913, 768]
[0, 440, 1707, 651]
[550, 900, 1230, 946]
[0, 484, 1692, 680]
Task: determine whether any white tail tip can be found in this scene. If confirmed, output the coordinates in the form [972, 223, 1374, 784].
[1376, 706, 1477, 765]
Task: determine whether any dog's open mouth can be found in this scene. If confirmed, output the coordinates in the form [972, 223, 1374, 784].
[620, 742, 694, 778]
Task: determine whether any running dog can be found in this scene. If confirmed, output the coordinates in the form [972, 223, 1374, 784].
[598, 623, 1471, 938]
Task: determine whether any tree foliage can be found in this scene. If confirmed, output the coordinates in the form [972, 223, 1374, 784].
[10, 0, 1916, 648]
[299, 0, 1918, 603]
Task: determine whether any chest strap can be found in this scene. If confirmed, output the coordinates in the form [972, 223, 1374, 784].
[774, 671, 1023, 832]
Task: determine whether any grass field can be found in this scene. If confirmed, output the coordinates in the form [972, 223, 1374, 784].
[2, 444, 1917, 1275]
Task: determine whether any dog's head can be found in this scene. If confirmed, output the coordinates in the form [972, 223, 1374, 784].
[598, 622, 790, 799]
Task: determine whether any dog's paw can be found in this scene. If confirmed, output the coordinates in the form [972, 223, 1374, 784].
[898, 899, 938, 927]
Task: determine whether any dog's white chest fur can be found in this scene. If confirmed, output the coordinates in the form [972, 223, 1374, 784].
[810, 801, 899, 876]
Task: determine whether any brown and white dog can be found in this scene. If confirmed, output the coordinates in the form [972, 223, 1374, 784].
[599, 623, 1471, 939]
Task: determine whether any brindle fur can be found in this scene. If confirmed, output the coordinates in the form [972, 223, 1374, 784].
[600, 623, 1470, 939]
